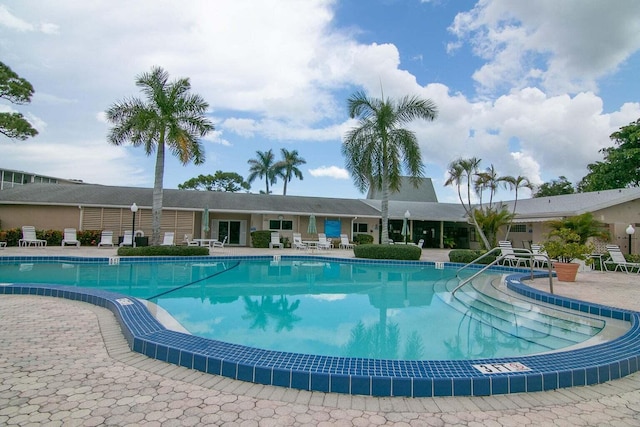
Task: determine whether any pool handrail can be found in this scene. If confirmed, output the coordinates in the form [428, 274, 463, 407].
[452, 246, 554, 295]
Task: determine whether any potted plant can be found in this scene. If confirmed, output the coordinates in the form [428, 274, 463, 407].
[542, 228, 595, 282]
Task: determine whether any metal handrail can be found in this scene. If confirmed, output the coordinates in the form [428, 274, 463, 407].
[451, 246, 554, 295]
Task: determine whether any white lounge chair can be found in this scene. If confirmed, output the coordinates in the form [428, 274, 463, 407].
[19, 226, 47, 247]
[161, 231, 175, 246]
[498, 241, 527, 267]
[98, 230, 115, 247]
[119, 230, 134, 247]
[339, 234, 354, 249]
[211, 236, 227, 248]
[269, 232, 283, 249]
[317, 233, 332, 250]
[531, 244, 550, 268]
[604, 245, 640, 274]
[417, 239, 424, 248]
[292, 233, 307, 250]
[61, 228, 81, 247]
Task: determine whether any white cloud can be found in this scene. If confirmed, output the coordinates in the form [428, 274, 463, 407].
[0, 4, 58, 34]
[309, 166, 350, 180]
[449, 0, 640, 95]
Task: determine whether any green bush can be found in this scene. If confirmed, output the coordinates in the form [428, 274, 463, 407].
[250, 230, 272, 248]
[448, 249, 496, 265]
[354, 234, 374, 245]
[117, 246, 209, 256]
[353, 244, 422, 260]
[78, 230, 103, 246]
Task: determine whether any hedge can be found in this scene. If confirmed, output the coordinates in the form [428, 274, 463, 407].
[448, 249, 496, 264]
[353, 244, 422, 260]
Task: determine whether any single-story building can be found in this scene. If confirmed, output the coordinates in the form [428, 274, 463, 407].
[1, 180, 639, 252]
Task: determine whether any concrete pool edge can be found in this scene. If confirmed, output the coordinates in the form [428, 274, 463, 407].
[1, 256, 639, 397]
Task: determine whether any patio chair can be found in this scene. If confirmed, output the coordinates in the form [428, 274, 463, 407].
[339, 234, 354, 249]
[19, 226, 47, 247]
[269, 232, 283, 249]
[119, 230, 134, 247]
[417, 239, 424, 248]
[211, 236, 227, 248]
[531, 244, 550, 268]
[317, 233, 332, 250]
[160, 231, 175, 246]
[292, 233, 307, 250]
[498, 241, 528, 267]
[183, 234, 199, 246]
[61, 228, 81, 247]
[98, 230, 115, 247]
[603, 245, 640, 274]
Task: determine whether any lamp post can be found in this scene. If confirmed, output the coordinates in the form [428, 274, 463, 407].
[131, 203, 138, 247]
[404, 210, 411, 244]
[626, 224, 635, 255]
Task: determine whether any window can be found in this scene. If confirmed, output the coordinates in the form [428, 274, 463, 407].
[353, 222, 368, 233]
[269, 220, 293, 230]
[511, 224, 527, 233]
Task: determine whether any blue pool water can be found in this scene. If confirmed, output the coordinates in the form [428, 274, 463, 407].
[0, 258, 611, 361]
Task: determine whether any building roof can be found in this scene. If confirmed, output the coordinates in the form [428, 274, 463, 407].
[0, 183, 382, 218]
[361, 199, 468, 222]
[366, 177, 438, 203]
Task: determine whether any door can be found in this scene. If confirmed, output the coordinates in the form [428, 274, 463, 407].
[211, 220, 247, 246]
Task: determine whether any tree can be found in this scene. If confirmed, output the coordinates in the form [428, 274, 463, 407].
[0, 61, 38, 140]
[577, 118, 640, 192]
[501, 175, 533, 241]
[534, 176, 574, 197]
[247, 149, 278, 194]
[342, 90, 438, 244]
[275, 148, 306, 195]
[178, 171, 250, 192]
[106, 66, 214, 245]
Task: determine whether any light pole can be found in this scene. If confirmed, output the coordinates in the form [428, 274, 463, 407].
[626, 224, 635, 255]
[131, 203, 138, 247]
[404, 210, 411, 244]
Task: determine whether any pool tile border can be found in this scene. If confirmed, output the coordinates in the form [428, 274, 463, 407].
[1, 255, 639, 397]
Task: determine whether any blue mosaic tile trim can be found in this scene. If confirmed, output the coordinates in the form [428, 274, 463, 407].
[1, 257, 639, 397]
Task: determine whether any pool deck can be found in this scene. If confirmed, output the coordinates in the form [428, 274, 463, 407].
[1, 246, 639, 425]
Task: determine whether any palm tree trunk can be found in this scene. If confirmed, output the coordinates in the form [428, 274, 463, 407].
[381, 174, 390, 244]
[152, 139, 165, 246]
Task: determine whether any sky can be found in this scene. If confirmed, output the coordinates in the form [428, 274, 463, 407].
[1, 0, 639, 203]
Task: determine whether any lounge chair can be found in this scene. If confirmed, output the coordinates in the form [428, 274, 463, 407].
[531, 244, 550, 268]
[604, 245, 640, 274]
[292, 233, 307, 250]
[160, 231, 175, 246]
[317, 233, 332, 250]
[211, 236, 227, 248]
[98, 231, 115, 247]
[339, 234, 354, 249]
[119, 230, 134, 247]
[498, 241, 528, 267]
[182, 234, 199, 246]
[417, 239, 424, 248]
[61, 228, 81, 247]
[19, 226, 47, 247]
[269, 232, 283, 249]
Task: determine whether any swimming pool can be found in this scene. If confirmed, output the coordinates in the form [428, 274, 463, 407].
[1, 255, 639, 397]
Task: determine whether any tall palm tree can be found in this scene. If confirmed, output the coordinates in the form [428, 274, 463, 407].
[342, 90, 437, 244]
[501, 175, 533, 240]
[106, 66, 214, 245]
[275, 148, 306, 195]
[247, 149, 277, 194]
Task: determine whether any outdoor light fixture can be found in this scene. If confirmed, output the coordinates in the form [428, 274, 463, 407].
[131, 203, 138, 247]
[626, 224, 635, 255]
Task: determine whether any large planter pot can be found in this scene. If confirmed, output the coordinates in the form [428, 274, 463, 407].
[553, 262, 580, 282]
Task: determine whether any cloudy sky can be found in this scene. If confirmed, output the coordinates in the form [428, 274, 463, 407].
[1, 0, 639, 202]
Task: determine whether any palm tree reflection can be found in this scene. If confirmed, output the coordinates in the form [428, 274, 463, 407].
[242, 295, 301, 332]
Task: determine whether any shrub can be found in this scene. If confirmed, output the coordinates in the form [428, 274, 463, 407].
[354, 244, 422, 260]
[354, 234, 374, 245]
[3, 228, 21, 246]
[250, 230, 272, 248]
[78, 230, 102, 246]
[117, 246, 209, 256]
[40, 229, 63, 246]
[448, 249, 495, 264]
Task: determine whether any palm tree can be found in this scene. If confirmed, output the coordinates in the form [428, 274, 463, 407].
[342, 90, 437, 244]
[106, 66, 214, 245]
[275, 148, 306, 195]
[501, 175, 533, 241]
[247, 149, 278, 194]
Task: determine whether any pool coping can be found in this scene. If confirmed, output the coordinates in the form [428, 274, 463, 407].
[1, 255, 638, 397]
